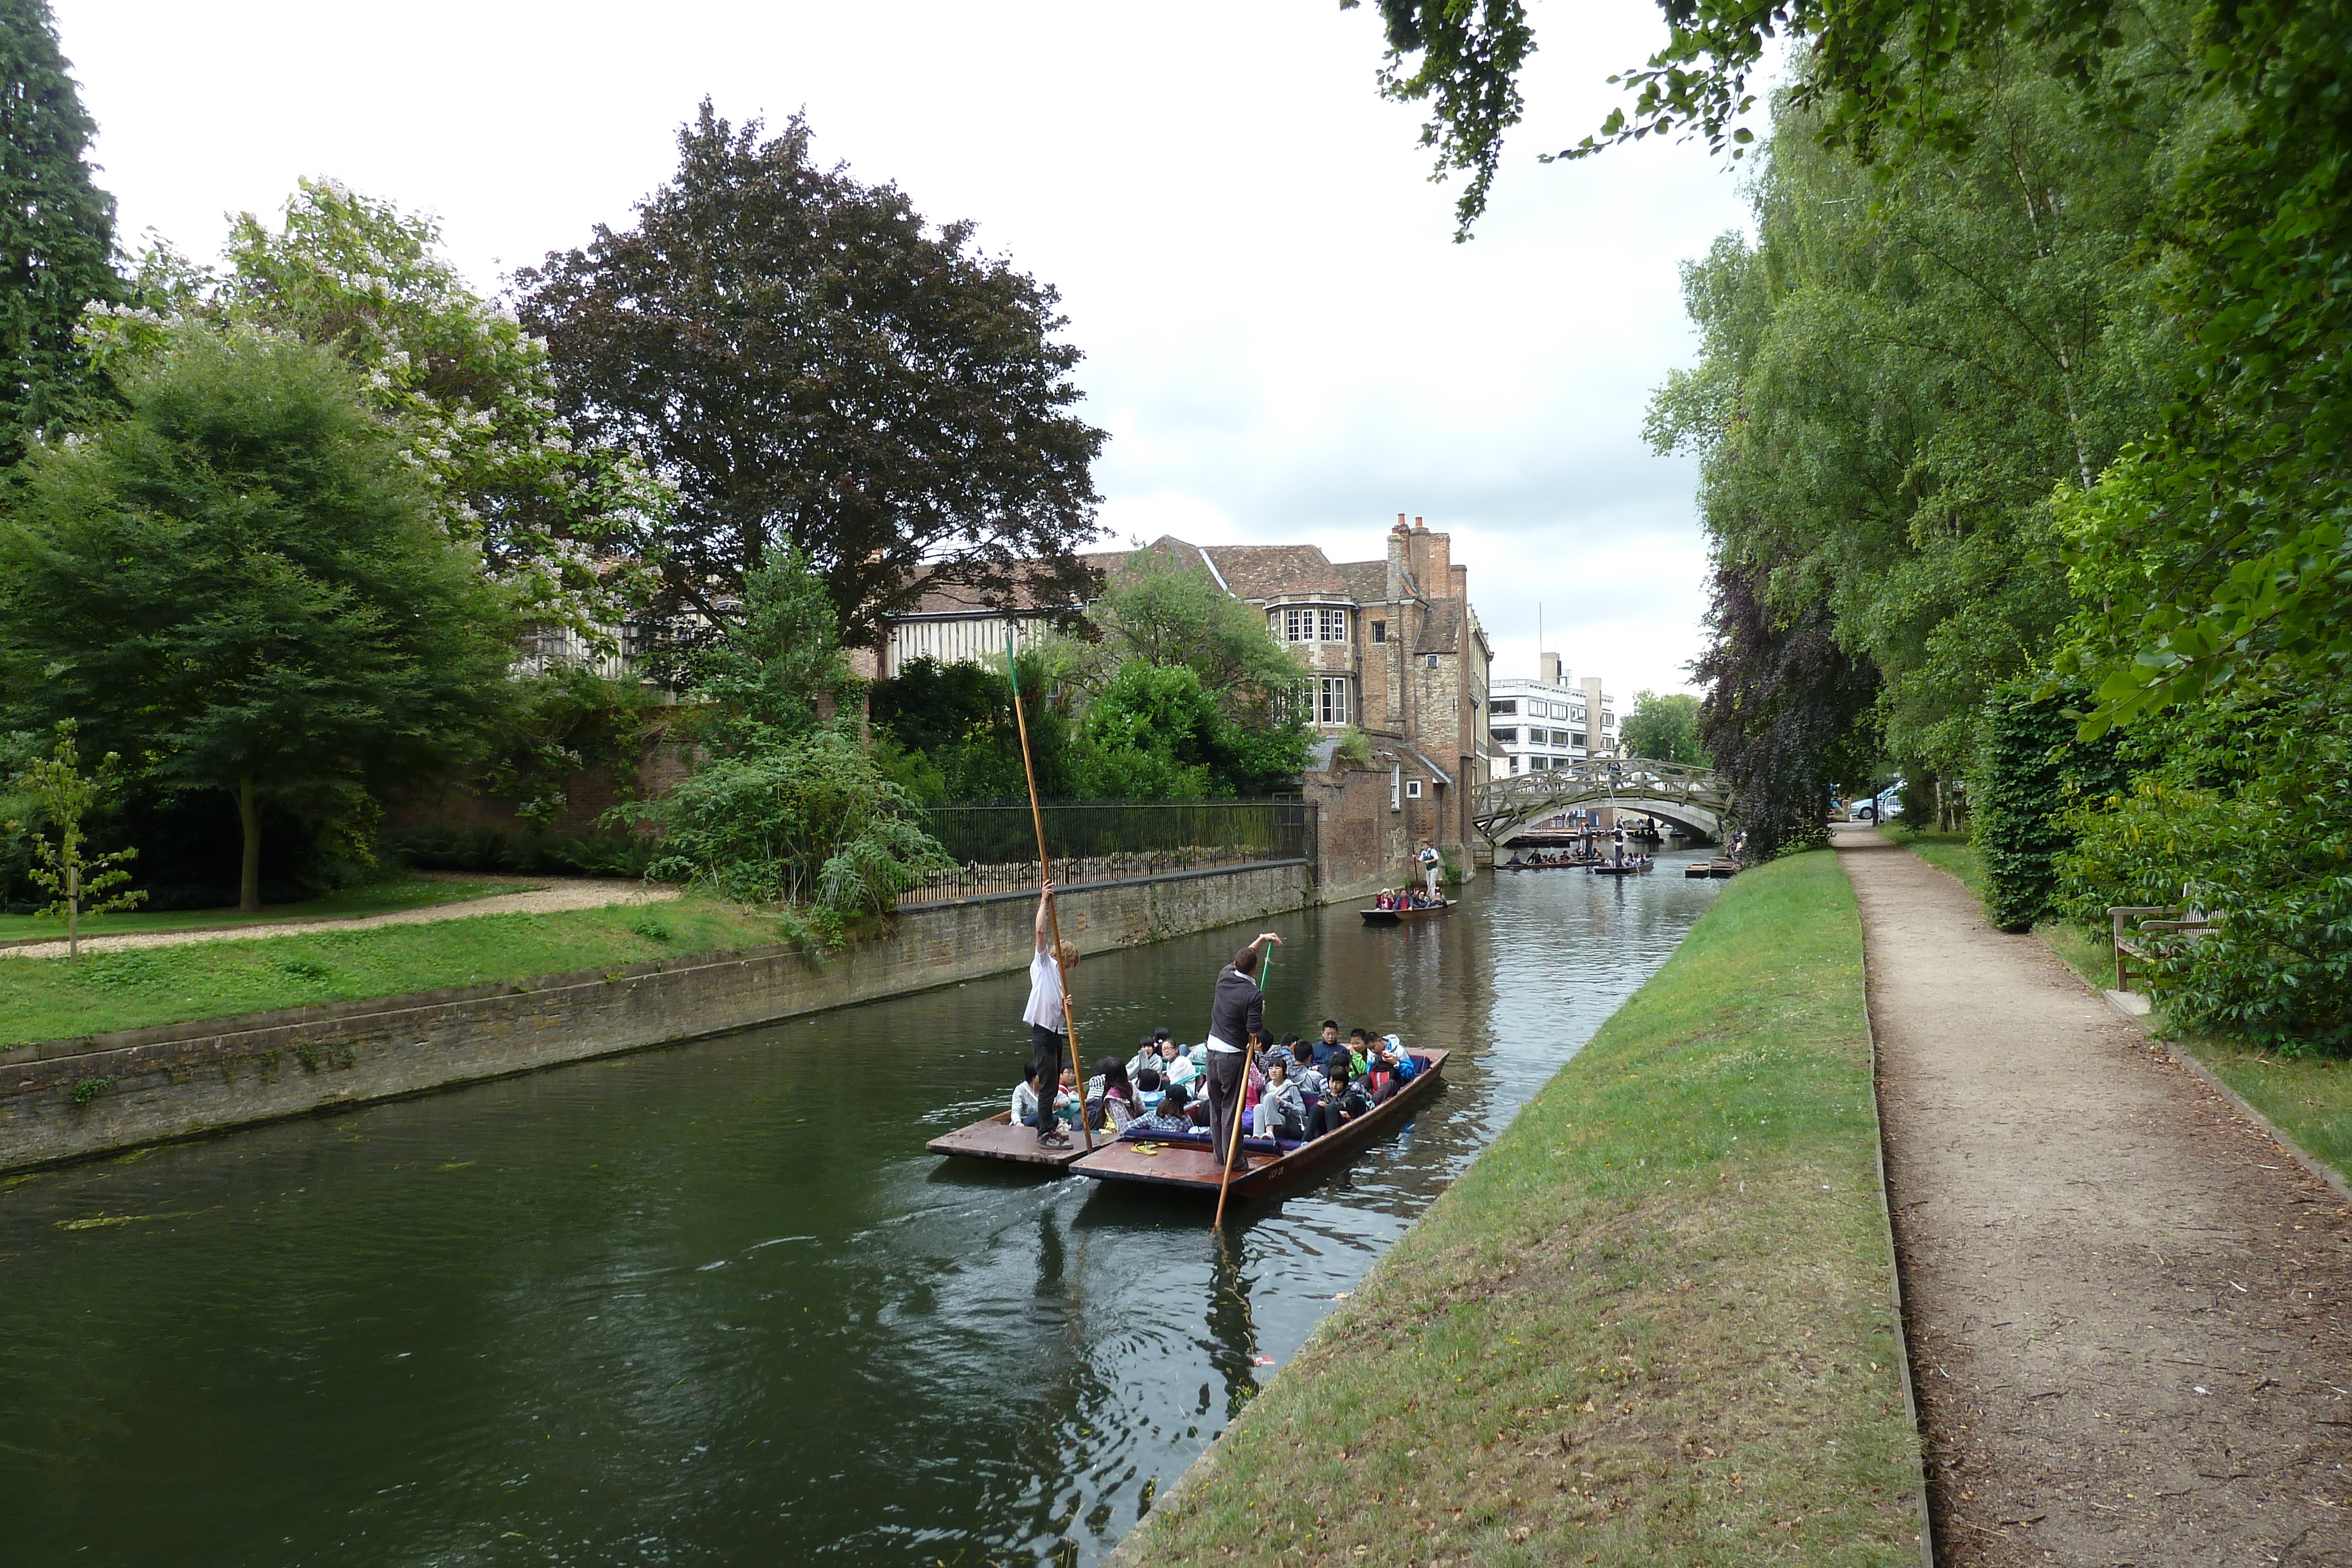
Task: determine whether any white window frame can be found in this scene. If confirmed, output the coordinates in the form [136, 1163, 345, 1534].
[1490, 698, 1516, 716]
[1405, 778, 1423, 798]
[1282, 607, 1311, 643]
[1318, 676, 1351, 726]
[1319, 607, 1348, 642]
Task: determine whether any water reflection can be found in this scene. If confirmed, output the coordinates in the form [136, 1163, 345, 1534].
[0, 857, 1716, 1566]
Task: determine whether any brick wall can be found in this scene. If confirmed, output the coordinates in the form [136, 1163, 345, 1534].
[0, 862, 1312, 1173]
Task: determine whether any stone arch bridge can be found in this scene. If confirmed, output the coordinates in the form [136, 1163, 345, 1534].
[1473, 758, 1726, 846]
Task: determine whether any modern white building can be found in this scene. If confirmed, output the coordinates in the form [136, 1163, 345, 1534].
[1486, 654, 1614, 775]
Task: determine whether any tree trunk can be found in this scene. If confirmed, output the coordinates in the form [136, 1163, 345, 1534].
[237, 775, 262, 914]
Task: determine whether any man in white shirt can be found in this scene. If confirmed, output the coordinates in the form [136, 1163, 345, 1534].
[1417, 840, 1443, 902]
[1022, 882, 1080, 1148]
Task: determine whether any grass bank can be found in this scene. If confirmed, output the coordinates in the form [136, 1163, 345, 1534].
[1123, 850, 1925, 1567]
[0, 875, 539, 944]
[0, 898, 778, 1049]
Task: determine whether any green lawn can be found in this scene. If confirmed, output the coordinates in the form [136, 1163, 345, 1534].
[0, 898, 780, 1048]
[1124, 850, 1925, 1567]
[0, 875, 539, 944]
[1877, 823, 1980, 896]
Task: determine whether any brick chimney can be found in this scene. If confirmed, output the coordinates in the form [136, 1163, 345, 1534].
[1387, 513, 1411, 600]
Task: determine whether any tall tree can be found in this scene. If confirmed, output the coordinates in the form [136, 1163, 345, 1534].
[1619, 690, 1705, 765]
[0, 326, 516, 910]
[0, 0, 116, 462]
[81, 181, 672, 632]
[1694, 562, 1880, 860]
[516, 103, 1106, 647]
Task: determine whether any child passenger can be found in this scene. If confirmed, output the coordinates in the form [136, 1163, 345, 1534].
[1254, 1059, 1307, 1141]
[1130, 1081, 1195, 1136]
[1096, 1056, 1138, 1132]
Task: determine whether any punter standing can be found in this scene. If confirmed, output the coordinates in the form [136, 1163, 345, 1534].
[1023, 882, 1080, 1149]
[1206, 931, 1284, 1171]
[1416, 840, 1443, 902]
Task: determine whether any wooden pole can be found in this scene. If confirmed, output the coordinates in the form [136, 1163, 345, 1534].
[1005, 633, 1093, 1153]
[1213, 944, 1271, 1227]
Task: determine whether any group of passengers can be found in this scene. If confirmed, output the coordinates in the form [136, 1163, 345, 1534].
[1017, 1019, 1419, 1147]
[1502, 848, 1593, 868]
[1371, 886, 1445, 911]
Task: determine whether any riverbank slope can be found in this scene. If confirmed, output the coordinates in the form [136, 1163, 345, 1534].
[1120, 848, 1926, 1567]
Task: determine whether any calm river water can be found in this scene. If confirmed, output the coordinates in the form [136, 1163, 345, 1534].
[2, 854, 1719, 1567]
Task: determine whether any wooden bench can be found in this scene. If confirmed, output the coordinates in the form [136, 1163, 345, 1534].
[2109, 905, 2214, 992]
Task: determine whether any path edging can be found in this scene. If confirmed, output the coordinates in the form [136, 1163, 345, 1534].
[1849, 858, 1940, 1568]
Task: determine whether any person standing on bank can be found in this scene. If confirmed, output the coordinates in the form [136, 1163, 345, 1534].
[1023, 882, 1081, 1149]
[1206, 931, 1284, 1171]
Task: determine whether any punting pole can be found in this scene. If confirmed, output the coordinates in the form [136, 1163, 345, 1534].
[1005, 632, 1093, 1153]
[1213, 944, 1270, 1226]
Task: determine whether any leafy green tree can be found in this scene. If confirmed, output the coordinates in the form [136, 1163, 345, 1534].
[6, 720, 143, 957]
[517, 102, 1106, 647]
[1648, 48, 2173, 784]
[1619, 690, 1705, 765]
[1075, 546, 1312, 725]
[0, 325, 517, 911]
[626, 550, 950, 941]
[868, 653, 1074, 804]
[1076, 661, 1224, 801]
[82, 180, 670, 630]
[0, 0, 118, 462]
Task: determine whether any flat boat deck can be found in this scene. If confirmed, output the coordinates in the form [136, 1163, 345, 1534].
[926, 1111, 1098, 1169]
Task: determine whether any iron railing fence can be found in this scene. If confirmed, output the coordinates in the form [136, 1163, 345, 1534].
[901, 800, 1315, 906]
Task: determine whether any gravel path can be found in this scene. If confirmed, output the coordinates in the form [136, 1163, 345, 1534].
[1841, 825, 2352, 1566]
[0, 878, 680, 961]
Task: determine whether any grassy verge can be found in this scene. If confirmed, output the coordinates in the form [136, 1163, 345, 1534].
[1125, 850, 1923, 1567]
[0, 875, 538, 944]
[0, 898, 779, 1048]
[1877, 823, 1980, 896]
[2034, 917, 2352, 1189]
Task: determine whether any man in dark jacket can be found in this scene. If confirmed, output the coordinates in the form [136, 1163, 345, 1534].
[1205, 931, 1284, 1172]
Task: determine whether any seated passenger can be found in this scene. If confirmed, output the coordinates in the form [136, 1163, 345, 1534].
[1158, 1038, 1199, 1090]
[1303, 1062, 1372, 1140]
[1097, 1056, 1138, 1132]
[1053, 1067, 1078, 1129]
[1254, 1059, 1307, 1141]
[1312, 1020, 1345, 1071]
[1129, 1081, 1196, 1136]
[1136, 1065, 1165, 1113]
[1289, 1039, 1328, 1103]
[1126, 1034, 1160, 1085]
[1342, 1028, 1374, 1076]
[1382, 1034, 1419, 1082]
[1011, 1062, 1042, 1127]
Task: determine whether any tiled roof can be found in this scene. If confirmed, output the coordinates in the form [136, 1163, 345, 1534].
[1334, 560, 1388, 604]
[899, 551, 1121, 617]
[1414, 599, 1463, 656]
[1199, 544, 1348, 601]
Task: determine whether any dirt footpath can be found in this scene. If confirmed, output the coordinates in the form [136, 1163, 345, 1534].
[0, 878, 680, 961]
[1840, 826, 2352, 1566]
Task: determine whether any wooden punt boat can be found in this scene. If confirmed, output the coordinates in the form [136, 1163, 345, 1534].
[1589, 860, 1654, 876]
[1361, 901, 1455, 924]
[927, 1110, 1099, 1169]
[1680, 857, 1739, 879]
[1071, 1048, 1450, 1200]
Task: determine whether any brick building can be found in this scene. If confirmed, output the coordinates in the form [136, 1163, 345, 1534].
[877, 514, 1494, 894]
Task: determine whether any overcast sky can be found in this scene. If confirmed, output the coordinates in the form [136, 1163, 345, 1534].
[55, 0, 1758, 699]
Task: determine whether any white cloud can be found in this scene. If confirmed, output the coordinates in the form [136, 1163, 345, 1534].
[58, 0, 1758, 696]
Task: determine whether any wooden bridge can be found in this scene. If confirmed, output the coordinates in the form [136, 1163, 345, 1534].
[1473, 757, 1726, 845]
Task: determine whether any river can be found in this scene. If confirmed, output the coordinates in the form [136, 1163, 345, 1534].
[1, 853, 1719, 1567]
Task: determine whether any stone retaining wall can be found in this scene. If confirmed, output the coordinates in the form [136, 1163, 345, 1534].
[0, 861, 1312, 1173]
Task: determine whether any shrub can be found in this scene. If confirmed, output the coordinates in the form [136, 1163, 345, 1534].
[1971, 682, 2126, 931]
[2057, 734, 2352, 1056]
